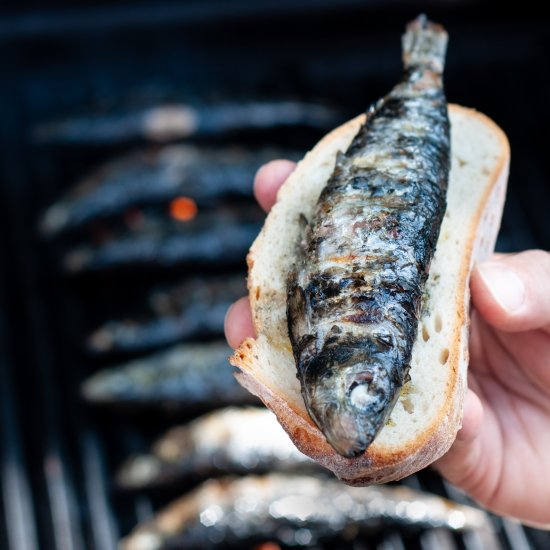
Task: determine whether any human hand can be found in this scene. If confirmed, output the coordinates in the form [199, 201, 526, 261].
[224, 159, 297, 349]
[224, 159, 550, 527]
[433, 250, 550, 527]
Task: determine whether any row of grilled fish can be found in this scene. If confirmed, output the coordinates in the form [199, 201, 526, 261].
[41, 85, 339, 550]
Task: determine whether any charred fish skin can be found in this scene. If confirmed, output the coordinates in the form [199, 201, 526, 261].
[287, 16, 450, 458]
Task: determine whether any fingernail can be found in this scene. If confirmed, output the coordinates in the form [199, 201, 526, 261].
[478, 263, 525, 312]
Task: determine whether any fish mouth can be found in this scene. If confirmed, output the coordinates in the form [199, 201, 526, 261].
[304, 368, 393, 458]
[307, 401, 377, 458]
[328, 433, 371, 458]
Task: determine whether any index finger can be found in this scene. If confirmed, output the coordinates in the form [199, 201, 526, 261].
[254, 160, 297, 212]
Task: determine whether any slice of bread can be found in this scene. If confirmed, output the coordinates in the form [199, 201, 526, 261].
[230, 105, 509, 485]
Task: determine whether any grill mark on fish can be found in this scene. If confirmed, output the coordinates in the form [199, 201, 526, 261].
[287, 16, 450, 457]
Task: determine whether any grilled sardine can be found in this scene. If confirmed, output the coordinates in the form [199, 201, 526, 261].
[287, 16, 450, 457]
[120, 474, 487, 550]
[87, 275, 246, 354]
[34, 100, 340, 145]
[116, 407, 315, 490]
[63, 204, 262, 274]
[81, 341, 256, 410]
[40, 146, 300, 239]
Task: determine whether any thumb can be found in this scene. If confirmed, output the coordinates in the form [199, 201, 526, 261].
[471, 250, 550, 332]
[432, 388, 485, 485]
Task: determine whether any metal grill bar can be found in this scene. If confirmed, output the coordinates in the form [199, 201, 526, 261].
[501, 518, 533, 550]
[80, 431, 118, 550]
[0, 312, 39, 550]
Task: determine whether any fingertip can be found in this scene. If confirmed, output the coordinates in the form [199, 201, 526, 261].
[254, 160, 296, 212]
[224, 296, 256, 349]
[432, 389, 484, 485]
[471, 262, 524, 330]
[455, 389, 483, 444]
[471, 251, 550, 332]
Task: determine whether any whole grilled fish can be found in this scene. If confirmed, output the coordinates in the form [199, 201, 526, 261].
[33, 101, 340, 145]
[116, 407, 315, 490]
[81, 341, 257, 410]
[287, 16, 450, 457]
[40, 146, 300, 238]
[63, 204, 262, 274]
[87, 274, 246, 354]
[120, 474, 487, 550]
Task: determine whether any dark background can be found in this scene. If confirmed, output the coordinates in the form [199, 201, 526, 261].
[0, 2, 549, 549]
[2, 1, 549, 250]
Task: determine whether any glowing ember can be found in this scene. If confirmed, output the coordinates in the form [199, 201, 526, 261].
[170, 197, 198, 221]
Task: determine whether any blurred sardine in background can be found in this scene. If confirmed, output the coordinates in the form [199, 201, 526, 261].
[1, 1, 549, 549]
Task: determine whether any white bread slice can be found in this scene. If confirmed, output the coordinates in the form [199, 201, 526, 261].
[230, 104, 509, 485]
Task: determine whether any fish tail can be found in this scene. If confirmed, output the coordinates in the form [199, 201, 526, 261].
[402, 14, 448, 74]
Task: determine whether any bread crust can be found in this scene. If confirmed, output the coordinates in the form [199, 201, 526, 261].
[231, 105, 509, 484]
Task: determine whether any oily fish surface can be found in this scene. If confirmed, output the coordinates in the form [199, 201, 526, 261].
[245, 105, 505, 452]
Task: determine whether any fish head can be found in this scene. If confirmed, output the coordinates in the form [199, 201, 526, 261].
[302, 356, 400, 458]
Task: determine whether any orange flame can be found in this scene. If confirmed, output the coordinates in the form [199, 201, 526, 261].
[169, 196, 198, 222]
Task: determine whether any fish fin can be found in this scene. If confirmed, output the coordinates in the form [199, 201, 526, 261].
[402, 14, 448, 74]
[296, 213, 312, 254]
[400, 366, 412, 386]
[335, 150, 347, 167]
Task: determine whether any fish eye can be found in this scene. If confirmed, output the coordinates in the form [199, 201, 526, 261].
[348, 381, 381, 411]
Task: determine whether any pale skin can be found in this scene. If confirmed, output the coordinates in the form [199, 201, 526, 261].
[225, 160, 550, 528]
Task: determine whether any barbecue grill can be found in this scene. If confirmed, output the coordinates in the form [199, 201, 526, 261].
[1, 1, 550, 549]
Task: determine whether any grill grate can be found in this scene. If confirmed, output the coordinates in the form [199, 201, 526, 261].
[1, 1, 550, 549]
